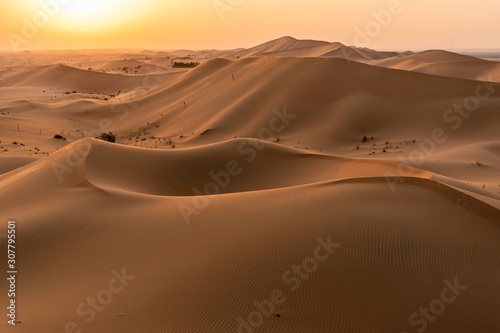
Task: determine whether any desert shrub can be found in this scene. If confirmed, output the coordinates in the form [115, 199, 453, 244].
[97, 132, 116, 143]
[54, 134, 64, 139]
[173, 62, 200, 68]
[473, 161, 487, 167]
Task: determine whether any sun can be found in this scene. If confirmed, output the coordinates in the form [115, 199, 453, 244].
[44, 0, 152, 34]
[55, 0, 129, 31]
[64, 0, 111, 16]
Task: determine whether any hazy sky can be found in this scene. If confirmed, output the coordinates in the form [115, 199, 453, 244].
[1, 0, 499, 51]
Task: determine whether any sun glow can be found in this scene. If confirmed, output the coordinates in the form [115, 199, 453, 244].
[65, 0, 111, 16]
[1, 0, 498, 51]
[60, 0, 117, 23]
[50, 0, 147, 32]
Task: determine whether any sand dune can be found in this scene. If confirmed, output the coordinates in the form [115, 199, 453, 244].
[0, 64, 178, 94]
[111, 57, 500, 152]
[0, 38, 499, 333]
[0, 138, 499, 332]
[229, 36, 330, 58]
[83, 139, 431, 196]
[257, 42, 400, 61]
[247, 42, 369, 61]
[0, 155, 37, 174]
[224, 37, 500, 82]
[370, 50, 500, 82]
[96, 59, 166, 73]
[1, 56, 499, 194]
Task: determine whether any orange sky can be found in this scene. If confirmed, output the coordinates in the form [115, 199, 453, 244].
[1, 0, 499, 51]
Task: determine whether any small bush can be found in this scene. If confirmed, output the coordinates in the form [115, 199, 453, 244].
[97, 132, 116, 143]
[473, 161, 487, 167]
[54, 134, 64, 139]
[173, 62, 200, 68]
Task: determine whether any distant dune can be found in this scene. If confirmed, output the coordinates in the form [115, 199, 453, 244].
[370, 50, 500, 82]
[224, 37, 500, 82]
[234, 37, 399, 61]
[0, 63, 180, 94]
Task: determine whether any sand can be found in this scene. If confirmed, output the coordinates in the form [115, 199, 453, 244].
[0, 37, 499, 332]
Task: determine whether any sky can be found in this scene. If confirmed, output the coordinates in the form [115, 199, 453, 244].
[1, 0, 499, 51]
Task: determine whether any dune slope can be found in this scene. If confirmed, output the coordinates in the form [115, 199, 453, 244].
[0, 139, 499, 333]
